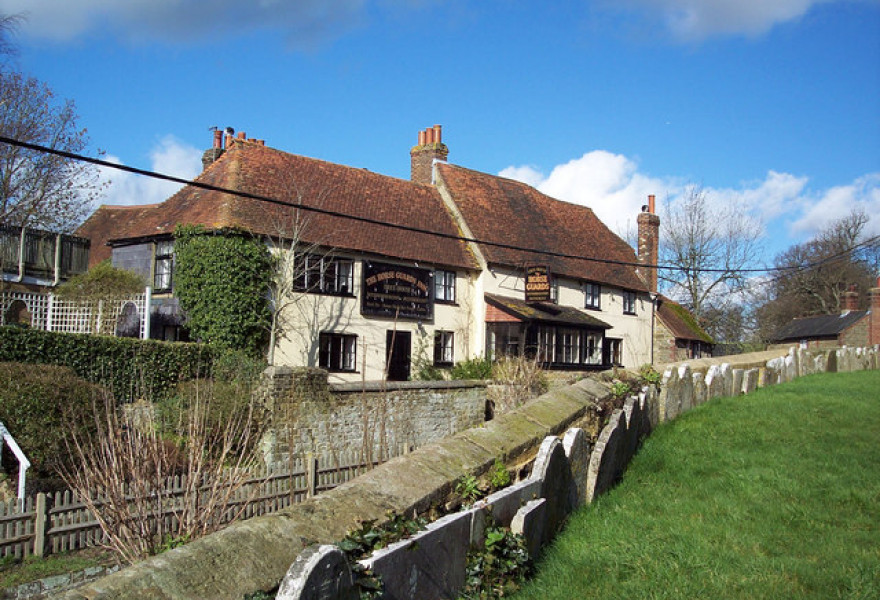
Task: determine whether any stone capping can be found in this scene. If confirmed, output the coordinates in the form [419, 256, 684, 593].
[62, 345, 877, 600]
[330, 379, 488, 394]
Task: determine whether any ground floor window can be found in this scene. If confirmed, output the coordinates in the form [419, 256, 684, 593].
[319, 332, 357, 372]
[604, 337, 622, 366]
[434, 330, 454, 366]
[487, 322, 605, 368]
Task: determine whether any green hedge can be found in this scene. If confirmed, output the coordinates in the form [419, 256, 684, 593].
[0, 326, 215, 402]
[0, 362, 100, 475]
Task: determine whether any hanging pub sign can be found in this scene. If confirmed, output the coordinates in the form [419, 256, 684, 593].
[525, 264, 551, 303]
[361, 260, 434, 320]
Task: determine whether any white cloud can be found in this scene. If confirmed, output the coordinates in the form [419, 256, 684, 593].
[501, 150, 880, 258]
[8, 0, 367, 48]
[500, 150, 677, 235]
[98, 135, 202, 207]
[789, 173, 880, 239]
[608, 0, 848, 40]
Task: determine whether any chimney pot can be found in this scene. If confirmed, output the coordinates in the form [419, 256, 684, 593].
[418, 130, 426, 146]
[648, 194, 656, 214]
[425, 127, 434, 144]
[237, 132, 246, 140]
[433, 124, 442, 144]
[213, 130, 222, 149]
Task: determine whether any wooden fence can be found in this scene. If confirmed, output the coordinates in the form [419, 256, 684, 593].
[0, 447, 406, 559]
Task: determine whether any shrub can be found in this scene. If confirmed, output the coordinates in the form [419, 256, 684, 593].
[451, 357, 493, 380]
[173, 226, 272, 356]
[0, 326, 215, 402]
[0, 362, 100, 476]
[55, 259, 146, 299]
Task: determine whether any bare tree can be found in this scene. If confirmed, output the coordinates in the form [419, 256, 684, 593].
[659, 185, 762, 326]
[0, 16, 104, 232]
[755, 209, 879, 340]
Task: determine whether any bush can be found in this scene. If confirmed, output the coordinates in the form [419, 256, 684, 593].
[55, 260, 146, 299]
[451, 357, 493, 380]
[0, 326, 215, 402]
[0, 362, 100, 476]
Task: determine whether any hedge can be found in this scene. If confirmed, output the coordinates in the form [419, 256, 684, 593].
[0, 362, 100, 475]
[0, 326, 215, 402]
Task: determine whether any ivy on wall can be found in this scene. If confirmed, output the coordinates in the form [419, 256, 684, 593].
[173, 226, 272, 356]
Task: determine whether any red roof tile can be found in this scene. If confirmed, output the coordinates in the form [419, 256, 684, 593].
[77, 140, 478, 271]
[436, 163, 648, 292]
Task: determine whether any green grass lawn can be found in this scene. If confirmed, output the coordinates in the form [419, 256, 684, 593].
[513, 370, 880, 600]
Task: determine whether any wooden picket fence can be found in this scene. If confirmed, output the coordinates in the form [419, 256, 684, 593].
[0, 447, 407, 559]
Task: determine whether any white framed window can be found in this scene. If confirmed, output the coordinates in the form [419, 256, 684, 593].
[295, 254, 354, 295]
[584, 282, 601, 310]
[434, 269, 456, 303]
[319, 332, 357, 372]
[153, 240, 173, 291]
[623, 291, 636, 315]
[433, 330, 454, 366]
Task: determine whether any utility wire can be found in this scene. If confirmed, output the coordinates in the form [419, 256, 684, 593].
[1, 134, 875, 277]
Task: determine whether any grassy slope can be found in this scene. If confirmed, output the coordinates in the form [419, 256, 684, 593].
[514, 370, 880, 600]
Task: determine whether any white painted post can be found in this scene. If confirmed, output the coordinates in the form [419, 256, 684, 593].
[0, 421, 31, 507]
[96, 299, 104, 335]
[46, 293, 55, 332]
[142, 286, 152, 340]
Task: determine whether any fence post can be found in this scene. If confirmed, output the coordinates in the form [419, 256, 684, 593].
[46, 294, 54, 332]
[33, 493, 48, 558]
[306, 453, 317, 498]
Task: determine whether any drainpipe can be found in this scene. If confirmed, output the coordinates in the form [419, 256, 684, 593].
[650, 292, 658, 366]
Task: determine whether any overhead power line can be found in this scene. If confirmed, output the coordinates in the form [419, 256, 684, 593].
[1, 134, 875, 278]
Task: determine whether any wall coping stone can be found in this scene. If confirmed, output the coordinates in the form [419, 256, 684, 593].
[330, 379, 487, 394]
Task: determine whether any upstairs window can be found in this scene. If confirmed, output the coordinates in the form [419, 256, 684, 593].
[153, 240, 173, 292]
[294, 254, 354, 295]
[434, 331, 454, 366]
[434, 269, 456, 303]
[319, 332, 357, 372]
[623, 291, 636, 315]
[584, 282, 601, 310]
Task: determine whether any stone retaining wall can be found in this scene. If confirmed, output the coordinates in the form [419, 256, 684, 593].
[61, 346, 877, 599]
[259, 367, 488, 464]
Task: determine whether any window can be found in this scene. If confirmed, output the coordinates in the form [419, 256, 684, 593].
[434, 331, 454, 366]
[434, 269, 456, 303]
[549, 279, 559, 304]
[154, 240, 173, 291]
[584, 282, 601, 310]
[294, 254, 354, 295]
[556, 328, 580, 364]
[585, 333, 602, 365]
[622, 291, 636, 315]
[319, 333, 357, 372]
[606, 338, 622, 366]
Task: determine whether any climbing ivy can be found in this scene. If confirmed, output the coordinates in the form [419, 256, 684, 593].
[173, 226, 272, 356]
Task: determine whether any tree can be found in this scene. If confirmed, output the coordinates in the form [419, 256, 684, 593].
[55, 259, 146, 299]
[659, 185, 762, 332]
[0, 14, 104, 232]
[755, 210, 879, 340]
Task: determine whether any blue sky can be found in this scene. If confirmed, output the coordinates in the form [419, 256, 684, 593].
[4, 0, 880, 265]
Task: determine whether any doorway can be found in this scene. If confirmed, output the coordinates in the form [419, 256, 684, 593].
[385, 330, 411, 381]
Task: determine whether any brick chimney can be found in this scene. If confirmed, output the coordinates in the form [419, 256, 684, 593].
[841, 284, 859, 313]
[870, 276, 880, 346]
[410, 125, 448, 185]
[637, 194, 660, 293]
[201, 129, 225, 170]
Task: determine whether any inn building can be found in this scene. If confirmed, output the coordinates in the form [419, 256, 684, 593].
[77, 126, 662, 382]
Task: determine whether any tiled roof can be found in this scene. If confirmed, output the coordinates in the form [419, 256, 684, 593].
[772, 311, 868, 342]
[436, 163, 648, 293]
[485, 293, 612, 329]
[76, 140, 478, 271]
[76, 204, 161, 266]
[656, 295, 714, 344]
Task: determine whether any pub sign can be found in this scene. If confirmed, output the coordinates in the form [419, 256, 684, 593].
[525, 265, 551, 303]
[361, 261, 434, 320]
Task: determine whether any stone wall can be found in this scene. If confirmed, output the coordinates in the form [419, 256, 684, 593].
[62, 345, 878, 600]
[258, 367, 488, 464]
